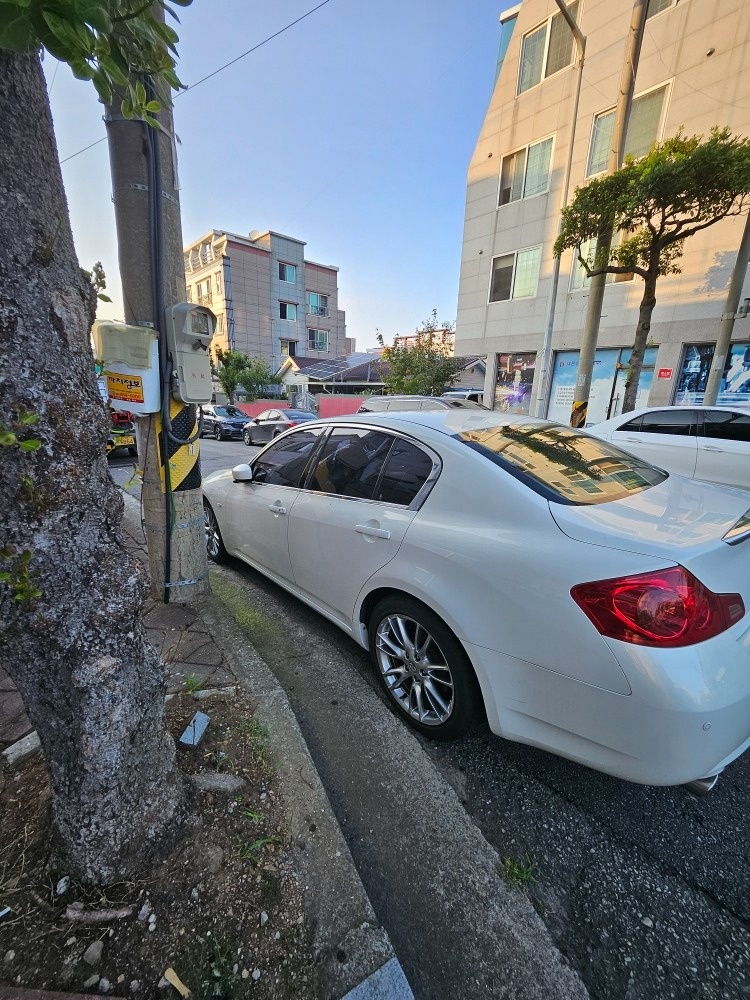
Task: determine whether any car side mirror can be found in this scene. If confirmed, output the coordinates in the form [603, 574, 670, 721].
[231, 463, 254, 483]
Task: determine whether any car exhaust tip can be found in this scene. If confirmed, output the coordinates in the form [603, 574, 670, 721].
[683, 773, 720, 796]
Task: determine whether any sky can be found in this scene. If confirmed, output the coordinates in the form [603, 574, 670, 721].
[45, 0, 505, 351]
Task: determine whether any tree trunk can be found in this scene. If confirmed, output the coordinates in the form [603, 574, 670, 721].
[0, 51, 184, 884]
[621, 271, 658, 413]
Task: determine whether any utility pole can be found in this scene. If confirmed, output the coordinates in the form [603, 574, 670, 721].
[569, 0, 649, 427]
[105, 80, 209, 603]
[703, 211, 750, 405]
[534, 0, 586, 417]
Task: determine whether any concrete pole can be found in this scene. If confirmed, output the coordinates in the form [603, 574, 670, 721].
[569, 0, 648, 427]
[703, 211, 750, 405]
[105, 82, 208, 602]
[533, 0, 586, 418]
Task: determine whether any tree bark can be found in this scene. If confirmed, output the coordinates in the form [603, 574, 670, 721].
[0, 50, 184, 884]
[621, 271, 658, 413]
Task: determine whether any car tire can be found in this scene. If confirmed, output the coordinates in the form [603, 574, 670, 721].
[243, 430, 253, 446]
[213, 424, 223, 441]
[368, 595, 484, 740]
[204, 501, 228, 564]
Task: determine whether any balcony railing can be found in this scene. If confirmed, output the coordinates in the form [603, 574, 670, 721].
[307, 304, 329, 317]
[197, 291, 213, 306]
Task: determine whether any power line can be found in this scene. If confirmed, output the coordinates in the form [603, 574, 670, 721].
[59, 0, 334, 165]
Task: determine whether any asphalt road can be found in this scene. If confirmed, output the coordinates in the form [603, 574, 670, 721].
[108, 438, 750, 1000]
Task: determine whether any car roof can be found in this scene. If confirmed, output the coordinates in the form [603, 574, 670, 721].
[592, 404, 750, 427]
[308, 409, 544, 438]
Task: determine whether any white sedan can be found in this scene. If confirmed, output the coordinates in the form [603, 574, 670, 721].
[203, 411, 750, 791]
[587, 405, 750, 490]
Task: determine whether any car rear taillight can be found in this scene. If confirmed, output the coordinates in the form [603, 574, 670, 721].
[286, 421, 297, 428]
[571, 566, 745, 647]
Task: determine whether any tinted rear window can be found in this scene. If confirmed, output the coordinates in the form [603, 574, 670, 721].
[457, 423, 667, 505]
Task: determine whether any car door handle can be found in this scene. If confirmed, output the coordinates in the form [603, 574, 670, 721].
[623, 436, 641, 442]
[356, 524, 391, 539]
[268, 503, 287, 515]
[703, 445, 723, 452]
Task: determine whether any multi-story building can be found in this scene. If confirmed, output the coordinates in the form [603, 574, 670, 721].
[456, 0, 750, 422]
[183, 229, 348, 373]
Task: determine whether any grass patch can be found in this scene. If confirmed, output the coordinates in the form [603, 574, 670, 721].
[210, 574, 273, 639]
[237, 834, 283, 866]
[182, 674, 203, 694]
[498, 852, 538, 889]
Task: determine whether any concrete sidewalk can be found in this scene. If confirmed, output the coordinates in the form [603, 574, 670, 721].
[0, 492, 412, 1000]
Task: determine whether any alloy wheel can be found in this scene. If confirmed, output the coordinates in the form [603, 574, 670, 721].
[204, 505, 222, 560]
[374, 613, 454, 726]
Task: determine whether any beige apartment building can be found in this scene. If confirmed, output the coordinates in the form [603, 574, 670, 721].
[455, 0, 750, 423]
[183, 229, 348, 374]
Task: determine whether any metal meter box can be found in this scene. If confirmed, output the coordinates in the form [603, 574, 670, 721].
[165, 303, 216, 404]
[92, 321, 161, 415]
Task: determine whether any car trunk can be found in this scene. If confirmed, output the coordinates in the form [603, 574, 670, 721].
[549, 475, 750, 598]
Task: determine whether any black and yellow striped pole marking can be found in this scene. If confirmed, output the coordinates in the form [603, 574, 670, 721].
[158, 398, 201, 493]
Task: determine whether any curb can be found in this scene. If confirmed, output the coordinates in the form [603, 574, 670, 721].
[120, 492, 413, 1000]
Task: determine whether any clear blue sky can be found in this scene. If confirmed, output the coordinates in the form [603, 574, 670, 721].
[46, 0, 503, 350]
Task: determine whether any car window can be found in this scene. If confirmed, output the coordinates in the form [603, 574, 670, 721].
[456, 423, 667, 505]
[252, 429, 325, 487]
[618, 415, 642, 432]
[307, 428, 392, 498]
[391, 399, 422, 411]
[639, 410, 697, 436]
[267, 410, 281, 420]
[374, 439, 434, 505]
[255, 410, 271, 421]
[215, 406, 243, 418]
[703, 410, 750, 443]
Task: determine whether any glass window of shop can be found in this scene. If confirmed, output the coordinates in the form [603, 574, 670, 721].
[674, 342, 750, 407]
[546, 347, 658, 426]
[493, 353, 536, 414]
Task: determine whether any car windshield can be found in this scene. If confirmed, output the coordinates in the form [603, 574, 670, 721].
[456, 423, 667, 505]
[214, 406, 243, 418]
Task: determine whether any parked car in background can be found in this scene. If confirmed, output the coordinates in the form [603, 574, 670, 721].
[203, 410, 750, 791]
[588, 405, 750, 491]
[441, 388, 485, 404]
[357, 395, 486, 413]
[243, 408, 318, 445]
[106, 410, 138, 458]
[200, 404, 249, 441]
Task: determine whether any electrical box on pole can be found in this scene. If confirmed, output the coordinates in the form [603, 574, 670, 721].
[93, 320, 161, 414]
[164, 303, 216, 404]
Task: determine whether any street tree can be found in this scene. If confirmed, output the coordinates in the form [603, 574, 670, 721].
[554, 128, 750, 412]
[0, 0, 192, 884]
[378, 310, 463, 396]
[211, 348, 281, 403]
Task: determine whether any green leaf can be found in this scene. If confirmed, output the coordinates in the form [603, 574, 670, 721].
[0, 430, 17, 447]
[135, 79, 146, 105]
[99, 52, 129, 86]
[0, 3, 37, 50]
[143, 100, 160, 112]
[97, 292, 112, 302]
[19, 438, 42, 452]
[92, 68, 113, 104]
[18, 412, 39, 425]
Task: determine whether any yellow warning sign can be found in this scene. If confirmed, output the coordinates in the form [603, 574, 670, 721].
[106, 372, 145, 404]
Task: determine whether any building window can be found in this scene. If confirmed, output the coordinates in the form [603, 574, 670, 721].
[499, 136, 554, 205]
[518, 1, 578, 95]
[307, 292, 329, 317]
[489, 247, 542, 302]
[570, 236, 634, 290]
[279, 301, 297, 321]
[308, 328, 329, 352]
[280, 339, 297, 357]
[496, 11, 518, 82]
[587, 84, 669, 176]
[196, 279, 211, 306]
[646, 0, 673, 17]
[279, 262, 296, 283]
[214, 272, 222, 295]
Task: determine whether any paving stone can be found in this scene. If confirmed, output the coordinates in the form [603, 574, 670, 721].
[142, 605, 193, 629]
[0, 714, 34, 746]
[0, 668, 17, 692]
